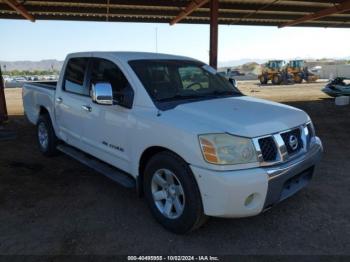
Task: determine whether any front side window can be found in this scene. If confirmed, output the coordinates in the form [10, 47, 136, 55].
[129, 59, 241, 105]
[90, 58, 131, 101]
[64, 58, 89, 95]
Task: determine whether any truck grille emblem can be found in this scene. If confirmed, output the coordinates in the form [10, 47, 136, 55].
[288, 135, 298, 151]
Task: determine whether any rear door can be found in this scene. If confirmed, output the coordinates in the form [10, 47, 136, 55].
[55, 57, 91, 149]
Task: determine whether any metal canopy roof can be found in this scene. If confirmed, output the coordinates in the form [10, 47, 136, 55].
[0, 0, 350, 28]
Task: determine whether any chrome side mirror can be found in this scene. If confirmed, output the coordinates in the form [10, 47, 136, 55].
[91, 82, 113, 105]
[229, 78, 238, 88]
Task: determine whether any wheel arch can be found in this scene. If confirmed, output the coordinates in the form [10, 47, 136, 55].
[137, 146, 188, 197]
[36, 105, 59, 156]
[37, 105, 60, 139]
[38, 105, 50, 120]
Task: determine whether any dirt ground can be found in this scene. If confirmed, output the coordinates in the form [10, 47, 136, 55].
[1, 81, 350, 255]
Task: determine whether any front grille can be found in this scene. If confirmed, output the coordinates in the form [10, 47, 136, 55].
[258, 136, 277, 162]
[281, 128, 303, 155]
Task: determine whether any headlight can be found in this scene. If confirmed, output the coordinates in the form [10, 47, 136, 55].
[199, 133, 258, 165]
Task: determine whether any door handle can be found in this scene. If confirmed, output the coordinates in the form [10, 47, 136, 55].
[81, 105, 92, 112]
[56, 97, 63, 104]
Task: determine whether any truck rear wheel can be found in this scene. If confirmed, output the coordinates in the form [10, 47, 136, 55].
[143, 151, 207, 234]
[37, 114, 58, 156]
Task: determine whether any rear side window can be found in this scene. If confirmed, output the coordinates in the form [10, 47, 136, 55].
[64, 58, 89, 95]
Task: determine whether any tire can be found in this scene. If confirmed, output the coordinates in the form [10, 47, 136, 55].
[259, 75, 268, 85]
[37, 113, 58, 156]
[272, 74, 282, 85]
[143, 151, 207, 234]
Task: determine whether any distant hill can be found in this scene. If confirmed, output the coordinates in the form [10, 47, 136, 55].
[237, 62, 260, 73]
[0, 59, 63, 71]
[219, 59, 267, 68]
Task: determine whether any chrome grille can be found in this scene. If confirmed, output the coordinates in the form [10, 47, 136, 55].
[258, 137, 277, 162]
[253, 122, 313, 166]
[280, 128, 303, 155]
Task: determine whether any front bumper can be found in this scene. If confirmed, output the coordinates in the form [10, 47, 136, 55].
[190, 137, 323, 218]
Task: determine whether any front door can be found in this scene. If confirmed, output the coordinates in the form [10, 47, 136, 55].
[80, 57, 134, 172]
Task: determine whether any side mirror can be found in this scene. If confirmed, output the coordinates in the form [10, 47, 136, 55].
[91, 82, 113, 105]
[229, 78, 238, 88]
[115, 84, 134, 109]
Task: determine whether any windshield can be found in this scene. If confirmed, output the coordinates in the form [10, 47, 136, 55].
[128, 60, 241, 104]
[290, 60, 304, 68]
[268, 60, 284, 69]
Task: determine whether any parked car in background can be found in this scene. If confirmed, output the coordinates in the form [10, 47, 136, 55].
[23, 52, 323, 233]
[13, 76, 26, 82]
[229, 70, 245, 77]
[218, 69, 245, 79]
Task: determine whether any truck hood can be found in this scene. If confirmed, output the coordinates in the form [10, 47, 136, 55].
[170, 96, 309, 138]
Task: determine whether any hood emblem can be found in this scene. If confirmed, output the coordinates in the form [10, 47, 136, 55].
[288, 135, 298, 150]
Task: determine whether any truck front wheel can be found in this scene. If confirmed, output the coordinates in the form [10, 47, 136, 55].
[37, 114, 58, 156]
[143, 152, 207, 234]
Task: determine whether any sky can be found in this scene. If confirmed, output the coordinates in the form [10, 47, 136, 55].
[0, 19, 350, 64]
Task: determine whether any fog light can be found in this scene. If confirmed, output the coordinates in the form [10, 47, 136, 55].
[244, 194, 255, 207]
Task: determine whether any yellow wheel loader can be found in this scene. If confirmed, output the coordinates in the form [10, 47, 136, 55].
[258, 60, 291, 85]
[287, 60, 319, 83]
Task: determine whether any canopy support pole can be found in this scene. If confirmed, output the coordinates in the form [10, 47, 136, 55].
[0, 68, 8, 124]
[209, 0, 218, 69]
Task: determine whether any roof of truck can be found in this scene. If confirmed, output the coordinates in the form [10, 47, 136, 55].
[67, 51, 200, 63]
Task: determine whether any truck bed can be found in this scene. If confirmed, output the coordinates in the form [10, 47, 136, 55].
[22, 81, 57, 125]
[27, 81, 57, 90]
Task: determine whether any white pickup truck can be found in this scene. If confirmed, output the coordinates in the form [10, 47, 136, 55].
[23, 52, 323, 233]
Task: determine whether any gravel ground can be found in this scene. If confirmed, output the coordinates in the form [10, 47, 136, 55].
[0, 82, 349, 255]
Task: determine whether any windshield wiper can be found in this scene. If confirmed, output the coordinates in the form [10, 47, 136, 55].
[156, 90, 241, 102]
[156, 94, 207, 102]
[203, 90, 240, 97]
